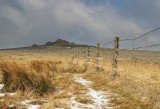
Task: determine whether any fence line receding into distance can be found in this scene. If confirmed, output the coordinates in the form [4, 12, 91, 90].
[71, 28, 160, 80]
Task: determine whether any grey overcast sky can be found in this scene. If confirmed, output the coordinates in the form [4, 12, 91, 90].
[0, 0, 160, 49]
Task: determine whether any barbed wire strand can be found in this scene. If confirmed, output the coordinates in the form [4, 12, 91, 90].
[134, 43, 160, 49]
[103, 40, 114, 46]
[103, 27, 160, 47]
[134, 27, 160, 40]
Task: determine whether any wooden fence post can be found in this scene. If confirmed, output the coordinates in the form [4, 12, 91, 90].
[77, 47, 80, 64]
[82, 48, 87, 68]
[88, 47, 90, 57]
[96, 43, 100, 72]
[87, 47, 90, 62]
[112, 37, 119, 79]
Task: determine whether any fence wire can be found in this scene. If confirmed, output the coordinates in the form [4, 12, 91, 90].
[69, 28, 160, 109]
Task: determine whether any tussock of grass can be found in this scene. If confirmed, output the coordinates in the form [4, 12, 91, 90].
[0, 61, 55, 95]
[58, 62, 87, 74]
[30, 60, 62, 73]
[0, 59, 89, 108]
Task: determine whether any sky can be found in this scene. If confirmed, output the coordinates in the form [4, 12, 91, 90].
[0, 0, 160, 49]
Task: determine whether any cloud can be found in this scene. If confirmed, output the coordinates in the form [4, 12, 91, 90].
[0, 0, 159, 49]
[20, 0, 46, 9]
[1, 6, 26, 27]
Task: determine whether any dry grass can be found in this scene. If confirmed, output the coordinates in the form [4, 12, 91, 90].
[0, 61, 55, 95]
[0, 51, 88, 108]
[41, 99, 69, 109]
[82, 58, 160, 109]
[0, 90, 37, 109]
[84, 73, 153, 108]
[0, 49, 159, 108]
[0, 102, 8, 109]
[75, 95, 93, 104]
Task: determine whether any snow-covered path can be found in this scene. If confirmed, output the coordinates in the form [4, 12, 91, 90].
[71, 75, 113, 109]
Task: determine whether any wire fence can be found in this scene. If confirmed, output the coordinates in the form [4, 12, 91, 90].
[71, 28, 160, 76]
[68, 28, 160, 108]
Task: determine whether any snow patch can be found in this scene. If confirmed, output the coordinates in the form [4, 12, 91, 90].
[0, 93, 5, 97]
[74, 76, 92, 87]
[9, 104, 16, 108]
[21, 100, 40, 109]
[0, 84, 16, 97]
[0, 93, 16, 97]
[70, 96, 95, 109]
[88, 88, 110, 108]
[0, 84, 40, 109]
[0, 84, 4, 90]
[73, 76, 112, 109]
[28, 105, 40, 109]
[8, 92, 16, 96]
[21, 100, 31, 105]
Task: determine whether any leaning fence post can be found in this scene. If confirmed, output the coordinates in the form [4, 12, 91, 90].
[96, 43, 100, 72]
[112, 37, 119, 79]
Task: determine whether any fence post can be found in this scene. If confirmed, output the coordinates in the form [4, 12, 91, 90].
[96, 43, 100, 72]
[77, 47, 80, 64]
[87, 47, 90, 61]
[112, 37, 119, 79]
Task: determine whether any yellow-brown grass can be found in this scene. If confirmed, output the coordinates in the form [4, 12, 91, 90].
[0, 102, 8, 109]
[0, 49, 159, 108]
[0, 56, 89, 108]
[0, 61, 55, 95]
[83, 58, 160, 108]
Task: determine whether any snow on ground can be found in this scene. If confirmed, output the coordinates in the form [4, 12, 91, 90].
[74, 76, 92, 87]
[21, 100, 40, 109]
[0, 93, 5, 97]
[88, 88, 110, 108]
[28, 105, 40, 109]
[21, 100, 32, 105]
[0, 83, 16, 97]
[0, 77, 112, 109]
[9, 104, 15, 108]
[0, 93, 16, 97]
[0, 84, 40, 109]
[70, 96, 95, 109]
[0, 84, 4, 90]
[72, 76, 113, 109]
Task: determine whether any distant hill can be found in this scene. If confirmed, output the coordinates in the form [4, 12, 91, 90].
[45, 39, 75, 46]
[0, 39, 93, 50]
[43, 39, 92, 47]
